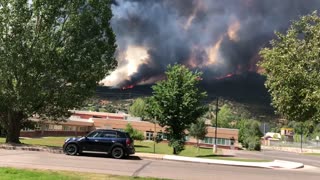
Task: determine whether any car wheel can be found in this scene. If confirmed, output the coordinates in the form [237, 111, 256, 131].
[65, 144, 78, 156]
[111, 147, 124, 159]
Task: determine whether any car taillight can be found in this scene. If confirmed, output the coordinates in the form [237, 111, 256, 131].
[126, 138, 131, 146]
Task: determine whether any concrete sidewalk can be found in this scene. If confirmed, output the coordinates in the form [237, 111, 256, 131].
[0, 143, 303, 169]
[135, 152, 304, 169]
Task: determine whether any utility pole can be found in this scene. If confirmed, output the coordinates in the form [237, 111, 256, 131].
[154, 117, 157, 154]
[213, 97, 218, 153]
[300, 124, 303, 153]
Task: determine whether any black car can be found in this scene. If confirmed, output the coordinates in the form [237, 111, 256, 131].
[63, 129, 135, 159]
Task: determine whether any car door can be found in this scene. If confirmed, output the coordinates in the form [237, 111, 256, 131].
[80, 131, 103, 152]
[95, 131, 117, 152]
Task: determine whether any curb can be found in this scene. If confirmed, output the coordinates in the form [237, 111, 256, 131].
[0, 144, 303, 169]
[0, 145, 63, 154]
[134, 153, 164, 160]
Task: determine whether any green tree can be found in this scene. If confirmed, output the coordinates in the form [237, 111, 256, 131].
[124, 123, 144, 141]
[238, 119, 263, 151]
[129, 98, 148, 119]
[288, 120, 317, 138]
[147, 64, 207, 154]
[212, 104, 235, 128]
[0, 0, 117, 143]
[189, 118, 208, 151]
[259, 11, 320, 123]
[203, 102, 216, 120]
[311, 123, 320, 139]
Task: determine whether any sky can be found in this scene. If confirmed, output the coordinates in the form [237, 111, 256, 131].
[101, 0, 320, 88]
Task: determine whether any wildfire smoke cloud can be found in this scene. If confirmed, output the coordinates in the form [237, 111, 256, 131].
[101, 0, 320, 87]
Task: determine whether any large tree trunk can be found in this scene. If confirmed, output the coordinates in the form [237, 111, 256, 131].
[5, 111, 22, 144]
[173, 147, 176, 155]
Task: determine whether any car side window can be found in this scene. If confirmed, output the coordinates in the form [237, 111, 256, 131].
[100, 131, 117, 138]
[86, 131, 102, 138]
[117, 132, 127, 138]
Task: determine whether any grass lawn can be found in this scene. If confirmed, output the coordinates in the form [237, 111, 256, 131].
[303, 153, 320, 156]
[135, 141, 216, 156]
[0, 167, 168, 180]
[0, 137, 269, 162]
[0, 136, 65, 147]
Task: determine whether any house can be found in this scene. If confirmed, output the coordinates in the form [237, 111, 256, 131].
[280, 128, 294, 141]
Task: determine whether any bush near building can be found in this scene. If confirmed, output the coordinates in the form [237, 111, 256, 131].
[238, 119, 262, 151]
[125, 123, 144, 141]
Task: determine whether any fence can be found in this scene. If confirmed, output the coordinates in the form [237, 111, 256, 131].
[268, 139, 320, 149]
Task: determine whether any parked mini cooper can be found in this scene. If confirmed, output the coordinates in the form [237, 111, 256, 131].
[63, 129, 135, 159]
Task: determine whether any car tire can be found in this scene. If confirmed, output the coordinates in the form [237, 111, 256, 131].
[65, 144, 78, 156]
[111, 147, 124, 159]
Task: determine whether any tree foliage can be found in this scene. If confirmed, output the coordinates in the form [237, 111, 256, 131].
[147, 64, 207, 154]
[238, 119, 262, 151]
[124, 123, 144, 141]
[129, 98, 148, 119]
[189, 118, 208, 148]
[259, 11, 320, 123]
[0, 0, 117, 143]
[212, 104, 235, 128]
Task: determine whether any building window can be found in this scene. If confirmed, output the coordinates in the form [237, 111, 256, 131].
[202, 137, 231, 146]
[34, 123, 41, 130]
[203, 137, 213, 144]
[54, 125, 63, 130]
[48, 124, 55, 130]
[185, 135, 189, 141]
[63, 125, 76, 131]
[145, 131, 154, 140]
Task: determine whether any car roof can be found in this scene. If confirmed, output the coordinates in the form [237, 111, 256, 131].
[94, 129, 125, 133]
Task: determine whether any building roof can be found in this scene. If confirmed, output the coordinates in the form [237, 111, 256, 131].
[70, 110, 128, 117]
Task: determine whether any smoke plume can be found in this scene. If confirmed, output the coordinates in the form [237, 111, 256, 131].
[101, 0, 320, 87]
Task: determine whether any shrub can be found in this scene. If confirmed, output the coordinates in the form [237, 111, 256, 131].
[132, 130, 144, 141]
[125, 123, 144, 141]
[238, 119, 262, 151]
[244, 136, 261, 151]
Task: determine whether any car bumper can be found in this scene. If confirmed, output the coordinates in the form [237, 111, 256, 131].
[126, 147, 135, 155]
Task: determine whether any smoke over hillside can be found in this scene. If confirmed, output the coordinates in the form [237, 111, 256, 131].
[101, 0, 320, 87]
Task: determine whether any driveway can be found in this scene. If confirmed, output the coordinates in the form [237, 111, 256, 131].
[0, 149, 320, 180]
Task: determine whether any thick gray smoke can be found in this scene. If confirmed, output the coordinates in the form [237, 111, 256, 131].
[101, 0, 320, 87]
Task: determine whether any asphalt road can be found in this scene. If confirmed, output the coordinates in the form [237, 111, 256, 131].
[235, 149, 320, 167]
[0, 149, 320, 180]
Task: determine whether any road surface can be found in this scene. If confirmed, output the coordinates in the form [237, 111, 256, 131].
[0, 149, 319, 180]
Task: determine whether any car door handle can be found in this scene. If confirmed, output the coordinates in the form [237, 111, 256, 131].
[94, 140, 99, 142]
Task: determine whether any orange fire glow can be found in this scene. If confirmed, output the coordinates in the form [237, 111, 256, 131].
[122, 85, 134, 90]
[215, 73, 234, 80]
